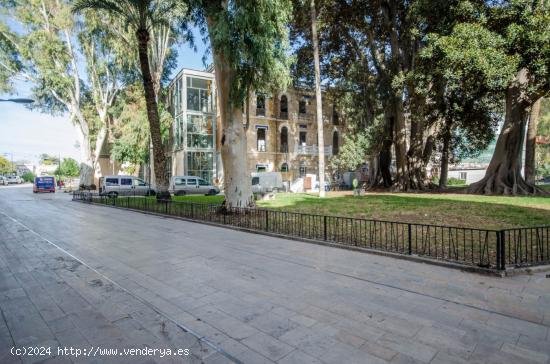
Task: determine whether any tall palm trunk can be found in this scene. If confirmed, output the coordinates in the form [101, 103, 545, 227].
[136, 28, 169, 199]
[310, 0, 325, 197]
[525, 98, 541, 185]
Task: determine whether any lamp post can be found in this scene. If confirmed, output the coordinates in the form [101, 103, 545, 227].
[0, 98, 34, 104]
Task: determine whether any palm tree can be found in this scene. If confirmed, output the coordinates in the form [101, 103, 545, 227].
[73, 0, 186, 200]
[310, 0, 325, 197]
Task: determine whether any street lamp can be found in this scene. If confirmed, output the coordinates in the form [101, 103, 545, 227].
[0, 98, 34, 104]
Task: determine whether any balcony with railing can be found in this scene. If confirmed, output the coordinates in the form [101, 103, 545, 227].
[297, 112, 315, 123]
[296, 145, 332, 156]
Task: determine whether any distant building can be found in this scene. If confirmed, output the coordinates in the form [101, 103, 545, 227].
[448, 163, 488, 185]
[15, 163, 34, 175]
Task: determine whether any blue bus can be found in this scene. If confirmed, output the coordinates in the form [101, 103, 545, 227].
[34, 176, 56, 193]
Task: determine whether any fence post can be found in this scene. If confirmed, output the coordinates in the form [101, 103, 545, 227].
[408, 224, 412, 255]
[324, 216, 327, 241]
[496, 231, 501, 270]
[499, 230, 506, 271]
[165, 200, 168, 215]
[265, 210, 269, 232]
[191, 204, 194, 219]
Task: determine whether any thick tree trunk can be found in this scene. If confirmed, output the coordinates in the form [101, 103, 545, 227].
[76, 126, 94, 189]
[136, 28, 169, 200]
[468, 69, 543, 195]
[367, 155, 380, 187]
[207, 18, 254, 209]
[407, 93, 429, 190]
[439, 129, 450, 189]
[525, 98, 541, 185]
[439, 126, 451, 190]
[392, 98, 408, 190]
[92, 126, 107, 183]
[379, 138, 393, 188]
[310, 0, 325, 197]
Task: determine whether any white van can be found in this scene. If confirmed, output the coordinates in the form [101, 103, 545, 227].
[99, 175, 155, 197]
[170, 176, 220, 196]
[251, 172, 283, 194]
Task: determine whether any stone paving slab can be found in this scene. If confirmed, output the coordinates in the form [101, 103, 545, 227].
[0, 214, 235, 364]
[1, 188, 550, 363]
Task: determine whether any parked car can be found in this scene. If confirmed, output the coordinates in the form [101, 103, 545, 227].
[33, 176, 55, 193]
[251, 172, 283, 194]
[98, 175, 155, 197]
[170, 176, 220, 196]
[6, 175, 22, 184]
[0, 176, 7, 185]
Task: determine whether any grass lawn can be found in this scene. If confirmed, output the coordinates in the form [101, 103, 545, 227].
[146, 190, 550, 229]
[260, 192, 550, 229]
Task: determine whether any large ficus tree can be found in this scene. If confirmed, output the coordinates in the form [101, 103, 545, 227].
[192, 0, 292, 208]
[468, 0, 550, 195]
[414, 22, 517, 189]
[73, 0, 188, 199]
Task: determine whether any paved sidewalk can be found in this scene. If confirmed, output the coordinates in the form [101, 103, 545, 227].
[0, 188, 549, 363]
[0, 214, 234, 364]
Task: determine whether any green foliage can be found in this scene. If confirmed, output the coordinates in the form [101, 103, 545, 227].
[330, 132, 369, 171]
[73, 0, 187, 31]
[39, 154, 59, 166]
[490, 0, 550, 99]
[110, 85, 172, 167]
[537, 98, 550, 178]
[0, 156, 14, 174]
[21, 172, 36, 183]
[432, 176, 466, 186]
[0, 0, 77, 114]
[201, 0, 293, 107]
[55, 158, 80, 177]
[416, 21, 517, 162]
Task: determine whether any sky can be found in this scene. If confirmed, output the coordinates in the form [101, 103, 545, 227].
[0, 28, 210, 166]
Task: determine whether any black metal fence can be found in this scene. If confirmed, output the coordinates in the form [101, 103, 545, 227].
[72, 192, 550, 271]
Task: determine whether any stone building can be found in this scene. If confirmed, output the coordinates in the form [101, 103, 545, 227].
[166, 68, 344, 189]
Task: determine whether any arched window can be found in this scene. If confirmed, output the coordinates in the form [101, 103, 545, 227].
[256, 94, 265, 116]
[280, 126, 288, 152]
[333, 131, 339, 155]
[281, 162, 289, 172]
[280, 95, 288, 119]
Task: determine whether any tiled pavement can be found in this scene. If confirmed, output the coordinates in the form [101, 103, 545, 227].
[0, 213, 234, 364]
[0, 187, 549, 363]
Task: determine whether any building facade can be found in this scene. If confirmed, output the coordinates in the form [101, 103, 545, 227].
[167, 69, 218, 183]
[167, 68, 344, 188]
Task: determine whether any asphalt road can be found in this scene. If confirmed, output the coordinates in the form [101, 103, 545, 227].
[0, 185, 549, 364]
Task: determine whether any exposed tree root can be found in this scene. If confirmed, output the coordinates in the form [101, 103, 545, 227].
[468, 166, 547, 196]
